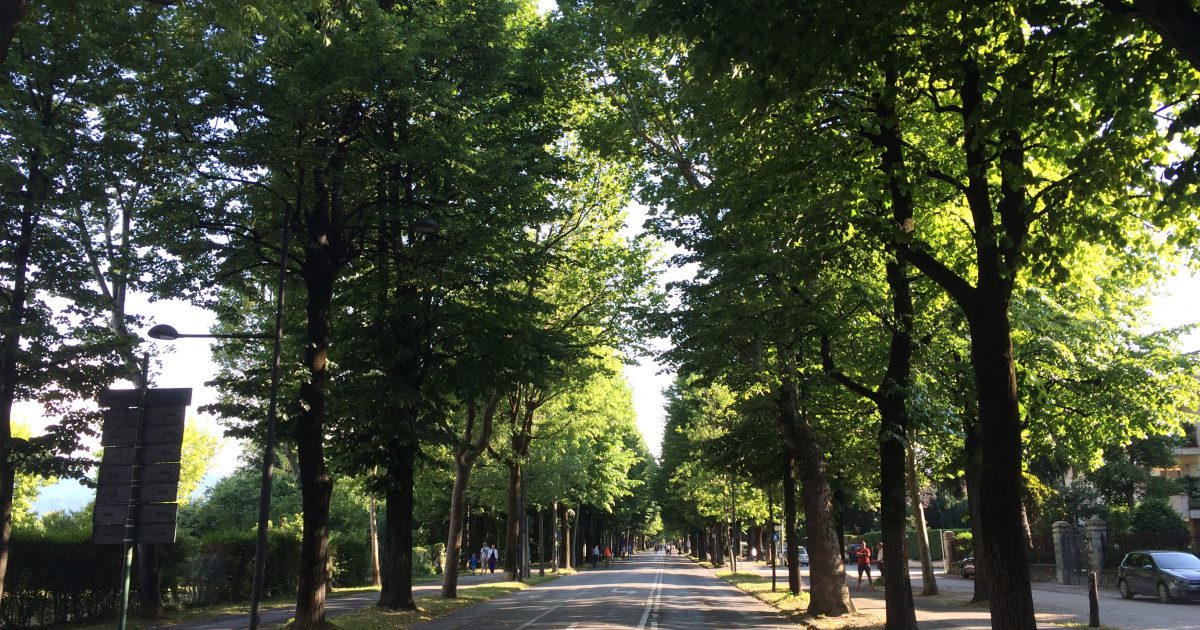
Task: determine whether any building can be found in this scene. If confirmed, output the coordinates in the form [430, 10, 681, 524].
[1161, 420, 1200, 538]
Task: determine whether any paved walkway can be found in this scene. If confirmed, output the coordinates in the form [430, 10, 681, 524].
[738, 559, 1199, 629]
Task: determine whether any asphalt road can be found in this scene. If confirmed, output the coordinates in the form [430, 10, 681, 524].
[411, 552, 791, 629]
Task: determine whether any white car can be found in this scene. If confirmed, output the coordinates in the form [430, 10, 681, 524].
[797, 546, 809, 566]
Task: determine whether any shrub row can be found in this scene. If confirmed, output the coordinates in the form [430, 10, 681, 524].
[3, 529, 387, 627]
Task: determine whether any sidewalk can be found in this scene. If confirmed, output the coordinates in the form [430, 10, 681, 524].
[731, 560, 1085, 629]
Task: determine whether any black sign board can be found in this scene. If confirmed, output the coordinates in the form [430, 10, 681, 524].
[102, 443, 183, 468]
[103, 406, 185, 429]
[92, 503, 174, 527]
[92, 387, 190, 546]
[96, 481, 178, 505]
[98, 388, 192, 408]
[92, 522, 178, 545]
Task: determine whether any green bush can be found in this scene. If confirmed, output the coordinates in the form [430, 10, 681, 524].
[331, 534, 371, 587]
[952, 531, 973, 561]
[191, 529, 303, 604]
[1131, 496, 1188, 535]
[858, 528, 970, 561]
[4, 526, 372, 626]
[2, 532, 126, 628]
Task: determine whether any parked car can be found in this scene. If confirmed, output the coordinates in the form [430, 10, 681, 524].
[1117, 550, 1200, 603]
[797, 546, 809, 566]
[959, 554, 975, 579]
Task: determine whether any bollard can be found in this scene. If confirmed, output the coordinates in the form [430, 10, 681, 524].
[1088, 571, 1100, 628]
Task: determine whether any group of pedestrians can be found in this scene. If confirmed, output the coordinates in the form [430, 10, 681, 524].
[588, 545, 614, 568]
[468, 543, 500, 575]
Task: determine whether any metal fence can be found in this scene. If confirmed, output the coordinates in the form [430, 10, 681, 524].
[1103, 532, 1199, 569]
[1027, 531, 1056, 564]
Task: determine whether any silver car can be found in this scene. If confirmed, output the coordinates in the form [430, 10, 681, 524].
[796, 546, 809, 566]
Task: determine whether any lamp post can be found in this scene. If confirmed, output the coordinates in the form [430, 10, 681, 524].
[147, 316, 282, 630]
[147, 211, 293, 630]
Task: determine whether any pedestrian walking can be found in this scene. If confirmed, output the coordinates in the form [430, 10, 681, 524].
[488, 544, 498, 574]
[591, 545, 600, 569]
[855, 540, 873, 591]
[469, 552, 479, 575]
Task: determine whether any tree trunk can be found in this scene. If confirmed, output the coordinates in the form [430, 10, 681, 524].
[778, 373, 853, 616]
[441, 395, 497, 597]
[782, 450, 802, 595]
[378, 445, 416, 610]
[874, 59, 920, 628]
[906, 438, 937, 596]
[504, 460, 522, 580]
[137, 544, 164, 619]
[964, 415, 991, 603]
[562, 505, 572, 570]
[369, 492, 381, 587]
[0, 168, 38, 614]
[877, 394, 916, 628]
[521, 482, 530, 579]
[441, 454, 474, 598]
[294, 262, 337, 629]
[970, 305, 1034, 628]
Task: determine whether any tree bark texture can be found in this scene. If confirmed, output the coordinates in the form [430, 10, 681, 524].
[906, 440, 937, 596]
[0, 156, 38, 615]
[777, 374, 854, 616]
[369, 493, 381, 587]
[442, 394, 498, 598]
[964, 415, 992, 604]
[873, 59, 921, 626]
[294, 252, 337, 629]
[504, 460, 523, 580]
[137, 544, 164, 619]
[962, 58, 1036, 630]
[782, 450, 802, 596]
[379, 445, 417, 610]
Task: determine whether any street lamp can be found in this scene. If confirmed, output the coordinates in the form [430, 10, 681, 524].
[147, 311, 285, 630]
[148, 324, 272, 341]
[147, 211, 294, 630]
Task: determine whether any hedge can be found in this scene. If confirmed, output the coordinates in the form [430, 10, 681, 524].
[857, 528, 971, 561]
[3, 528, 382, 627]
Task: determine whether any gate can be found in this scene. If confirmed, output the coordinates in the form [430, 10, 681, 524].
[1060, 524, 1088, 585]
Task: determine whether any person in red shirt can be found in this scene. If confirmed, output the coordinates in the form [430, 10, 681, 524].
[855, 541, 874, 591]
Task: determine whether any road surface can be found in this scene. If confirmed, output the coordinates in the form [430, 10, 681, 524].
[412, 552, 790, 629]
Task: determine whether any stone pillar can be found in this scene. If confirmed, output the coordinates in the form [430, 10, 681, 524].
[941, 530, 956, 574]
[1085, 517, 1107, 573]
[1052, 521, 1071, 584]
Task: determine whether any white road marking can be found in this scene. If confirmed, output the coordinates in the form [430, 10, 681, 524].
[566, 624, 579, 629]
[636, 557, 665, 630]
[514, 590, 587, 630]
